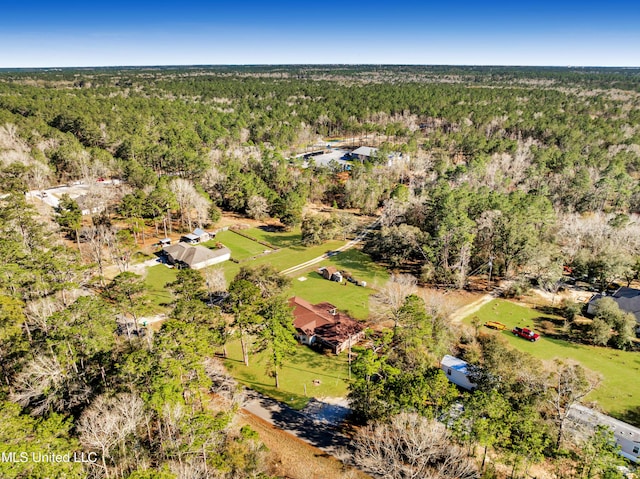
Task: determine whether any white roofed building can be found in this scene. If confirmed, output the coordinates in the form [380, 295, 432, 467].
[440, 355, 477, 391]
[568, 404, 640, 463]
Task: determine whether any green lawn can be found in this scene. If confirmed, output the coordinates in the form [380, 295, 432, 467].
[221, 246, 386, 318]
[247, 240, 348, 271]
[290, 249, 389, 319]
[223, 340, 350, 409]
[144, 264, 177, 310]
[243, 226, 302, 249]
[463, 299, 640, 423]
[202, 230, 266, 260]
[216, 240, 345, 283]
[326, 248, 389, 286]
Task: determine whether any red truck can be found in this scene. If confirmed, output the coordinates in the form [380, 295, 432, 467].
[512, 327, 540, 342]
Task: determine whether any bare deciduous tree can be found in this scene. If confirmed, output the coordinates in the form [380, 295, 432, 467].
[246, 195, 269, 220]
[78, 393, 145, 478]
[370, 274, 417, 333]
[24, 297, 64, 336]
[11, 354, 91, 415]
[81, 224, 115, 281]
[380, 198, 408, 227]
[200, 163, 226, 199]
[545, 361, 601, 450]
[352, 412, 479, 479]
[204, 358, 244, 409]
[204, 267, 227, 299]
[169, 178, 210, 231]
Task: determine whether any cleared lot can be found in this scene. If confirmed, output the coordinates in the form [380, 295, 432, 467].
[463, 298, 640, 424]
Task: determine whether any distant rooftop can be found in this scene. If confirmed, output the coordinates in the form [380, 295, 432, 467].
[589, 287, 640, 322]
[352, 146, 378, 157]
[302, 149, 351, 168]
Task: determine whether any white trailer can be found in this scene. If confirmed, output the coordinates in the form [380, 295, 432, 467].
[440, 355, 477, 391]
[568, 404, 640, 464]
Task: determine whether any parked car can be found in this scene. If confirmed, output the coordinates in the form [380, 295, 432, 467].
[484, 321, 507, 330]
[512, 326, 540, 342]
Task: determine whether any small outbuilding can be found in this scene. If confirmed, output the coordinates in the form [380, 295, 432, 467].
[440, 355, 477, 391]
[180, 228, 211, 244]
[320, 266, 342, 282]
[180, 233, 200, 244]
[193, 228, 211, 242]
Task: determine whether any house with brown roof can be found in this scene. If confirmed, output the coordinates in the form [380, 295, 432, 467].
[288, 297, 365, 354]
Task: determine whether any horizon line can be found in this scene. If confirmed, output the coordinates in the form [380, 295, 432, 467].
[2, 63, 640, 71]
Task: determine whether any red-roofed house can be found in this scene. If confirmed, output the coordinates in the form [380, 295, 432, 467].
[288, 297, 365, 354]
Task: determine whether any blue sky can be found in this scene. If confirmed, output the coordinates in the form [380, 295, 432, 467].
[1, 0, 639, 67]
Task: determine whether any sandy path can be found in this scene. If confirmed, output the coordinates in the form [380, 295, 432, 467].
[447, 294, 494, 323]
[447, 281, 512, 323]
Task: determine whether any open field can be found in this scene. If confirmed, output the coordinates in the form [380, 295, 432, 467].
[224, 340, 350, 410]
[202, 230, 267, 260]
[243, 226, 302, 248]
[253, 240, 348, 271]
[292, 272, 371, 320]
[220, 238, 349, 282]
[291, 249, 389, 319]
[237, 412, 370, 479]
[144, 264, 177, 310]
[462, 299, 640, 423]
[144, 236, 382, 319]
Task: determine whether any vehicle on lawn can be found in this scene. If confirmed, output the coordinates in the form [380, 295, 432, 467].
[512, 326, 540, 342]
[484, 321, 507, 330]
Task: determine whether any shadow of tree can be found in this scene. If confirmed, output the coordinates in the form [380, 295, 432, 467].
[253, 226, 300, 248]
[535, 304, 565, 316]
[616, 406, 640, 427]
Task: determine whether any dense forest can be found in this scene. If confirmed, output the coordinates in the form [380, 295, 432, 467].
[0, 66, 639, 478]
[2, 66, 640, 287]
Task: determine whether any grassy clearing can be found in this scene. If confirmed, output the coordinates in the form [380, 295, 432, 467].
[326, 248, 389, 286]
[244, 226, 302, 248]
[131, 251, 154, 264]
[202, 230, 266, 260]
[291, 272, 371, 319]
[463, 299, 640, 423]
[223, 340, 350, 410]
[290, 249, 389, 319]
[144, 264, 177, 310]
[253, 240, 347, 271]
[217, 238, 350, 283]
